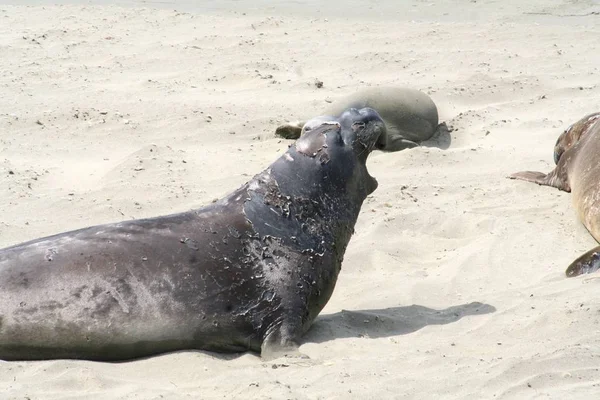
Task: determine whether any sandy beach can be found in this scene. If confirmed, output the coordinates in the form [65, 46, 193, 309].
[1, 0, 600, 398]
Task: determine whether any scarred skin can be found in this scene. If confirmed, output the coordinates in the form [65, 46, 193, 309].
[509, 112, 600, 277]
[0, 107, 385, 361]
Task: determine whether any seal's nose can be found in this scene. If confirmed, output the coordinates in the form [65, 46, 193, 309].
[339, 107, 384, 130]
[338, 107, 386, 152]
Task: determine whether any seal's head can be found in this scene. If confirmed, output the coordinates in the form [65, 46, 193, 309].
[301, 108, 387, 151]
[554, 112, 600, 164]
[293, 107, 386, 197]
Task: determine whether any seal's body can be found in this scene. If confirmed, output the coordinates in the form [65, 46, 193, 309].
[275, 87, 439, 152]
[510, 112, 600, 277]
[0, 108, 385, 361]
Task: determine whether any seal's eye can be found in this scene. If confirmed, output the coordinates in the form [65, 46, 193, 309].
[553, 148, 563, 165]
[352, 122, 365, 132]
[553, 131, 567, 164]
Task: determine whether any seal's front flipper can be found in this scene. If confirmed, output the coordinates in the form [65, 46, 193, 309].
[260, 323, 309, 361]
[508, 171, 548, 184]
[275, 121, 304, 140]
[261, 345, 309, 362]
[566, 246, 600, 277]
[508, 170, 570, 192]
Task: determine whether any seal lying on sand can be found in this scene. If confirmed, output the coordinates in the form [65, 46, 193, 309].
[509, 112, 600, 277]
[275, 87, 439, 152]
[0, 108, 385, 361]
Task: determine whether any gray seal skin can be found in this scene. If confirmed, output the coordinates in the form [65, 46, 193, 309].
[275, 87, 439, 152]
[509, 112, 600, 277]
[0, 107, 385, 361]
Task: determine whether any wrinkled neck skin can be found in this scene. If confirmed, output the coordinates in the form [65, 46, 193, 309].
[518, 114, 600, 193]
[242, 143, 375, 259]
[549, 113, 600, 192]
[567, 124, 600, 243]
[232, 142, 376, 340]
[554, 112, 600, 165]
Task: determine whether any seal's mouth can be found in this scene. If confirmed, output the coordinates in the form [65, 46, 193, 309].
[300, 108, 386, 160]
[339, 108, 385, 195]
[292, 110, 381, 196]
[296, 108, 385, 169]
[339, 107, 386, 162]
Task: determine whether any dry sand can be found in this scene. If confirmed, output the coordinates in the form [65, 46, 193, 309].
[1, 0, 600, 398]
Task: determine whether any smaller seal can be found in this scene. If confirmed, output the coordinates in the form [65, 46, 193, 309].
[509, 112, 600, 277]
[275, 87, 440, 152]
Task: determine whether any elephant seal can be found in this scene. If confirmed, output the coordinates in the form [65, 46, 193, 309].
[0, 108, 385, 361]
[275, 87, 439, 152]
[509, 112, 600, 277]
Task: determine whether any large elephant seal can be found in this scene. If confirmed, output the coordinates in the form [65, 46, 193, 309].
[509, 112, 600, 277]
[275, 87, 439, 152]
[0, 108, 386, 361]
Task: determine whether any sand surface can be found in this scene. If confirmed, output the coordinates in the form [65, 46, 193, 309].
[1, 0, 600, 398]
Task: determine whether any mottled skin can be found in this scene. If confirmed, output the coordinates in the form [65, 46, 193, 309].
[0, 108, 386, 361]
[509, 112, 600, 277]
[275, 87, 439, 152]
